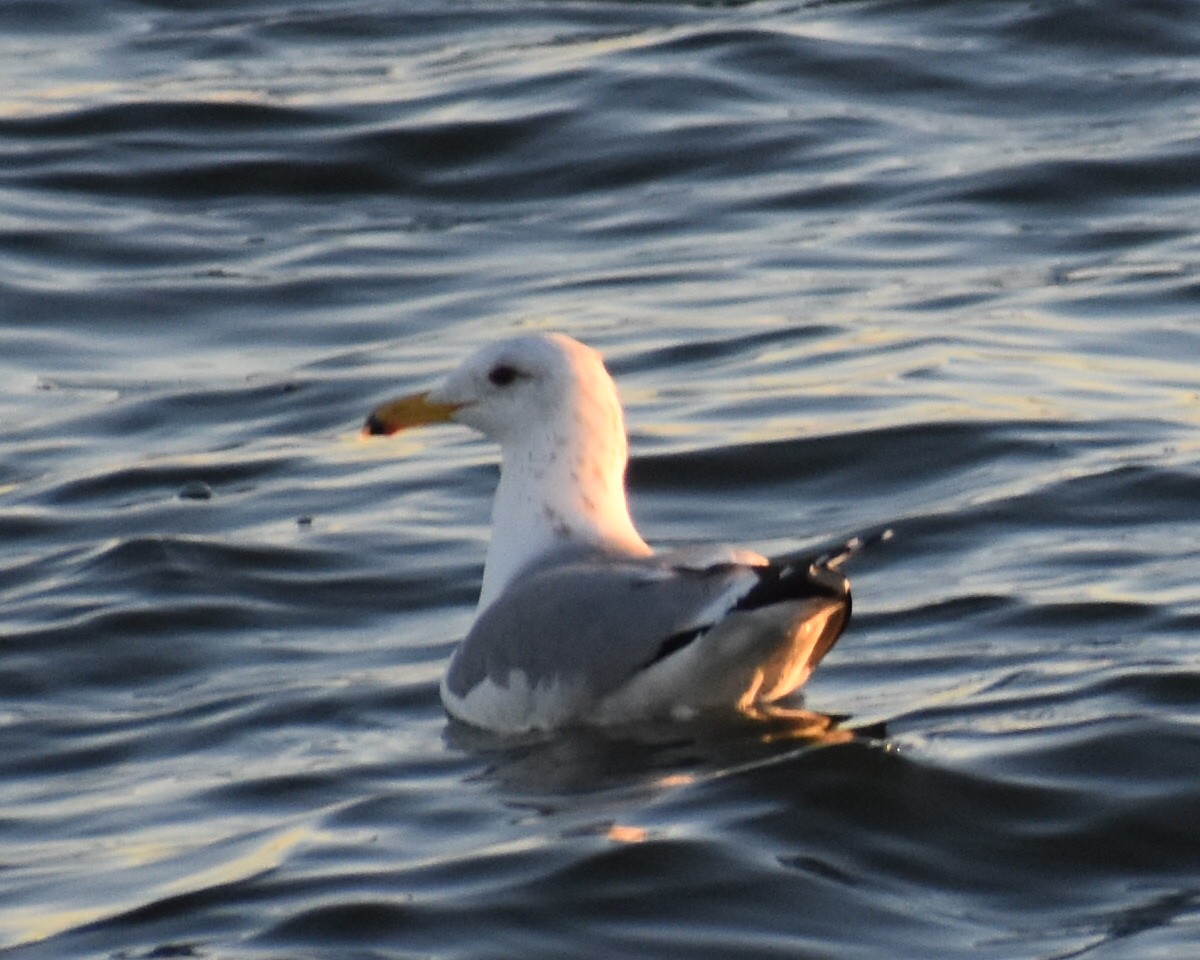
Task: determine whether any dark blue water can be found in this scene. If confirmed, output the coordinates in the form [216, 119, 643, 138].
[2, 1, 1199, 957]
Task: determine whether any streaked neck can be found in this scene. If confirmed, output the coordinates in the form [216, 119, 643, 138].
[477, 429, 649, 611]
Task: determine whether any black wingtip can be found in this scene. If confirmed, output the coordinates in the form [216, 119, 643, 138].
[817, 527, 894, 572]
[734, 527, 895, 611]
[735, 558, 850, 613]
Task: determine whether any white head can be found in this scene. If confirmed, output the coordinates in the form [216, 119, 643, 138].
[427, 334, 622, 448]
[364, 332, 650, 607]
[365, 334, 620, 442]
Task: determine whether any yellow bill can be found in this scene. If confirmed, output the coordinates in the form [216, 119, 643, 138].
[362, 391, 460, 438]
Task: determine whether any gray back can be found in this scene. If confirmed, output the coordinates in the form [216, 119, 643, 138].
[444, 546, 749, 699]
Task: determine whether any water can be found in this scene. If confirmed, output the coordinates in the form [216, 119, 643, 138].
[2, 0, 1199, 956]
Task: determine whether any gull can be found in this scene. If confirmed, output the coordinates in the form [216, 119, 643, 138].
[363, 332, 879, 733]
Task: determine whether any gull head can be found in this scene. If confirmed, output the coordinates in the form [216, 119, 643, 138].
[363, 332, 621, 448]
[363, 332, 650, 605]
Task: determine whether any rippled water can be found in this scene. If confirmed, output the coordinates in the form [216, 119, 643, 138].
[2, 1, 1199, 957]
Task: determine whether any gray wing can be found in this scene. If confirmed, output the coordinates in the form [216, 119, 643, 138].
[444, 552, 759, 701]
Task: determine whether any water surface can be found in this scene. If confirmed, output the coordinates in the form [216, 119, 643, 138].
[2, 1, 1199, 957]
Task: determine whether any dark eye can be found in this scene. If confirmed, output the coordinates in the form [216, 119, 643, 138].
[488, 364, 520, 387]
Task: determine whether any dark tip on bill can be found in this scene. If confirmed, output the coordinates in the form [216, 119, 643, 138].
[362, 412, 390, 436]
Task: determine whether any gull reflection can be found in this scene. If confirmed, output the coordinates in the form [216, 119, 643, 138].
[444, 705, 887, 799]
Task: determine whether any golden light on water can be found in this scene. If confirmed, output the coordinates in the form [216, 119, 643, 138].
[0, 825, 313, 950]
[606, 824, 649, 843]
